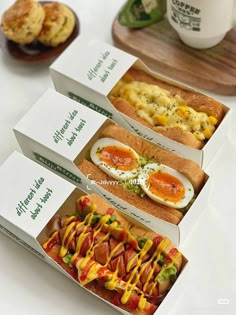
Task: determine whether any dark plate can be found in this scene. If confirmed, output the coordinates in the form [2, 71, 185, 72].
[0, 3, 79, 62]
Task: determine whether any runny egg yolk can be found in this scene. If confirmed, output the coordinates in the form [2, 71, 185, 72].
[97, 146, 139, 171]
[147, 171, 185, 203]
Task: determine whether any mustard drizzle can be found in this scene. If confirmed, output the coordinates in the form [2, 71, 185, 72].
[44, 203, 181, 312]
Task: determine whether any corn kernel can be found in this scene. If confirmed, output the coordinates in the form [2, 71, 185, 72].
[137, 102, 146, 110]
[181, 108, 190, 119]
[179, 105, 189, 112]
[176, 109, 185, 119]
[153, 115, 167, 126]
[209, 116, 217, 125]
[203, 128, 213, 139]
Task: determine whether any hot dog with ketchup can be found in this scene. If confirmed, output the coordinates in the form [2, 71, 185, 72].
[42, 194, 183, 315]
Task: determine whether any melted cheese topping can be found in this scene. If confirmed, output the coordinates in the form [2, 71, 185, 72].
[44, 203, 182, 312]
[110, 78, 218, 141]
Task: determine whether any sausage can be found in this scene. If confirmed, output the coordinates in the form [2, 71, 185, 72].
[42, 193, 184, 315]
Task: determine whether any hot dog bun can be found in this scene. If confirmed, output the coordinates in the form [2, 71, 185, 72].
[43, 193, 184, 315]
[109, 67, 225, 149]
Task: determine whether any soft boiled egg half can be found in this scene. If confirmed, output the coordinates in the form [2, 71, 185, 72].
[90, 138, 141, 181]
[138, 163, 194, 209]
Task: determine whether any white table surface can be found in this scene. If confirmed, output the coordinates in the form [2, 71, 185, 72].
[0, 1, 235, 314]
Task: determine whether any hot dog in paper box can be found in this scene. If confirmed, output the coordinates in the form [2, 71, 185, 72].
[0, 151, 188, 315]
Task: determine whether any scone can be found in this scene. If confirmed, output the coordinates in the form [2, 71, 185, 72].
[1, 0, 45, 44]
[37, 2, 75, 47]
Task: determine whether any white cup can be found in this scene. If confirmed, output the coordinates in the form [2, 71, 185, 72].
[166, 0, 236, 49]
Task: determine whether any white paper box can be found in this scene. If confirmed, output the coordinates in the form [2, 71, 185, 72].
[50, 36, 231, 168]
[14, 89, 210, 245]
[0, 151, 75, 269]
[0, 151, 188, 315]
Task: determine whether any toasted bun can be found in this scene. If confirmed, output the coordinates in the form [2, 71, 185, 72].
[1, 0, 45, 44]
[153, 126, 204, 149]
[109, 67, 225, 149]
[37, 2, 75, 47]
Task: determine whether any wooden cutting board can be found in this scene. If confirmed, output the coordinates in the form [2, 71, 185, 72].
[112, 16, 236, 95]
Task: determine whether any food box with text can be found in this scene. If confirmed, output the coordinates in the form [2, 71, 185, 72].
[14, 89, 210, 245]
[50, 36, 231, 168]
[0, 151, 188, 315]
